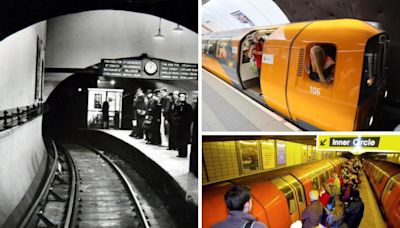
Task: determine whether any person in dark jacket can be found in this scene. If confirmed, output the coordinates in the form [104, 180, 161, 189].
[212, 185, 268, 228]
[175, 92, 193, 157]
[101, 98, 109, 129]
[160, 88, 171, 146]
[301, 190, 323, 228]
[148, 89, 162, 145]
[344, 190, 364, 228]
[134, 88, 147, 139]
[130, 90, 139, 137]
[189, 101, 198, 177]
[167, 90, 179, 150]
[144, 90, 153, 143]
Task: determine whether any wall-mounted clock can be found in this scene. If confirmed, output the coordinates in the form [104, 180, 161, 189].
[144, 60, 158, 75]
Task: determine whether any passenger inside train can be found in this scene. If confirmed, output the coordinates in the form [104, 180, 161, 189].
[239, 30, 270, 97]
[301, 158, 364, 228]
[308, 45, 336, 84]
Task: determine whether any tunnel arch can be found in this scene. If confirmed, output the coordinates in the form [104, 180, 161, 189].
[0, 0, 197, 41]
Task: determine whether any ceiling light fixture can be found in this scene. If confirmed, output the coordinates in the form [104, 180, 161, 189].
[173, 23, 184, 33]
[153, 17, 165, 40]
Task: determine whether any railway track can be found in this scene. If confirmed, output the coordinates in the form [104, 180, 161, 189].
[21, 141, 150, 228]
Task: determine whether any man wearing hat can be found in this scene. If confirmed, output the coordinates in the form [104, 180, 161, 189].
[301, 190, 323, 228]
[149, 89, 162, 145]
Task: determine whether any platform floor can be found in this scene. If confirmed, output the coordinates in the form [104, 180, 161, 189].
[202, 69, 300, 132]
[98, 130, 198, 205]
[359, 172, 386, 228]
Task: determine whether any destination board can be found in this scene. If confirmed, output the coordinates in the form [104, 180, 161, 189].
[100, 58, 198, 80]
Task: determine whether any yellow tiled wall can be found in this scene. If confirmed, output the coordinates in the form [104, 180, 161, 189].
[202, 140, 338, 184]
[202, 141, 240, 183]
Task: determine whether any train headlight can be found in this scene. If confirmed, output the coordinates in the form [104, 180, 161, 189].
[384, 90, 388, 98]
[369, 116, 374, 126]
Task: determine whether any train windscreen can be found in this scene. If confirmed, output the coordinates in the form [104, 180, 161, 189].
[359, 33, 389, 104]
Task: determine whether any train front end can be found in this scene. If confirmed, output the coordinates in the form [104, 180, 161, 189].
[354, 32, 390, 130]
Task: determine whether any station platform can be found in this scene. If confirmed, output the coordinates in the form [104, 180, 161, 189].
[202, 69, 300, 132]
[85, 129, 198, 206]
[359, 172, 386, 228]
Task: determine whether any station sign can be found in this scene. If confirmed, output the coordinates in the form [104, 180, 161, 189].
[317, 135, 400, 152]
[100, 58, 198, 80]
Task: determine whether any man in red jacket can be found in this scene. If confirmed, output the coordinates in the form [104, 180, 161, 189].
[249, 32, 265, 76]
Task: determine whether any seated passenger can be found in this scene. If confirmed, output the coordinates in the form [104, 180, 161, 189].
[309, 45, 335, 84]
[212, 185, 268, 228]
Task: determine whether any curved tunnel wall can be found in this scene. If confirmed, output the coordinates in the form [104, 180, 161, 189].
[274, 0, 400, 105]
[0, 22, 47, 226]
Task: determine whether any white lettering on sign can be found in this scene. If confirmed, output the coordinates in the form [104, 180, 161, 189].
[309, 86, 321, 96]
[262, 54, 274, 64]
[330, 137, 380, 147]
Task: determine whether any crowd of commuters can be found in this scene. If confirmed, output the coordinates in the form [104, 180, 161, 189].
[302, 159, 364, 228]
[130, 87, 194, 158]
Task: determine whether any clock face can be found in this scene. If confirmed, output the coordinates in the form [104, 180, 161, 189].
[144, 60, 158, 75]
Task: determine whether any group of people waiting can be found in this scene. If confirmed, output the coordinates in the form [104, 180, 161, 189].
[130, 87, 194, 157]
[302, 159, 364, 228]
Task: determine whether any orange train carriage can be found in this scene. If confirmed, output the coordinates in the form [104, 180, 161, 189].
[202, 19, 390, 131]
[202, 158, 347, 228]
[363, 160, 400, 228]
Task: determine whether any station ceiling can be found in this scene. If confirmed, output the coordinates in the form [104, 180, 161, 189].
[0, 0, 197, 41]
[202, 0, 289, 33]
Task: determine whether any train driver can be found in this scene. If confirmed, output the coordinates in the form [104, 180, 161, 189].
[309, 45, 335, 84]
[212, 185, 268, 228]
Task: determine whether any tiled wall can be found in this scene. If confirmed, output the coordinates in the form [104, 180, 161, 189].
[202, 141, 240, 183]
[203, 139, 338, 184]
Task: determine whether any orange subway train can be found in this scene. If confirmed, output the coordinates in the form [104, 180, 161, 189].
[202, 158, 347, 228]
[363, 160, 400, 228]
[202, 19, 390, 131]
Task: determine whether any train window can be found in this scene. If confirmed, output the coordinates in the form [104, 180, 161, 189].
[378, 173, 384, 184]
[385, 179, 395, 192]
[312, 177, 320, 190]
[271, 178, 297, 215]
[292, 181, 305, 204]
[308, 44, 337, 84]
[202, 40, 208, 54]
[207, 40, 217, 57]
[216, 39, 234, 66]
[320, 174, 326, 184]
[282, 175, 305, 204]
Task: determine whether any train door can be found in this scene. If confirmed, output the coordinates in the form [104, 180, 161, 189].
[281, 175, 307, 213]
[286, 43, 339, 130]
[238, 29, 276, 103]
[270, 177, 301, 223]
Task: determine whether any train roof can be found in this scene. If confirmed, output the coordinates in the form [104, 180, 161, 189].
[202, 19, 384, 41]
